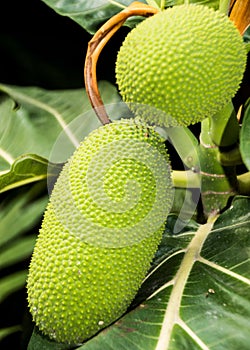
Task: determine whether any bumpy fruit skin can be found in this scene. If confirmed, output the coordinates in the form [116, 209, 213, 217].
[27, 119, 173, 344]
[116, 4, 247, 126]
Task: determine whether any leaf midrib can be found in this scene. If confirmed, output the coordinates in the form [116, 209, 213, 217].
[0, 84, 79, 148]
[153, 214, 219, 350]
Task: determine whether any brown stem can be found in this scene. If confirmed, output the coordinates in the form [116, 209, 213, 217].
[229, 0, 250, 35]
[84, 1, 159, 125]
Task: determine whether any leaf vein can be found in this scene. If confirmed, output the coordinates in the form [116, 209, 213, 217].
[0, 148, 14, 165]
[198, 256, 250, 285]
[177, 318, 210, 350]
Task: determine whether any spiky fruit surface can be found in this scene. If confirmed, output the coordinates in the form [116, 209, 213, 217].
[27, 119, 173, 344]
[116, 4, 247, 126]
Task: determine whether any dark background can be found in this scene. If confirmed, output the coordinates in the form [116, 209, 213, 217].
[0, 0, 130, 89]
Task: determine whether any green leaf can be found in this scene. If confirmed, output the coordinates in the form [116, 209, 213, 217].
[0, 82, 122, 166]
[243, 18, 250, 53]
[0, 189, 47, 247]
[240, 100, 250, 170]
[174, 0, 219, 8]
[39, 1, 219, 34]
[0, 154, 62, 194]
[39, 0, 147, 34]
[0, 325, 22, 341]
[0, 186, 47, 303]
[0, 235, 37, 270]
[0, 270, 28, 303]
[27, 197, 250, 349]
[0, 81, 126, 192]
[73, 196, 249, 349]
[27, 327, 72, 350]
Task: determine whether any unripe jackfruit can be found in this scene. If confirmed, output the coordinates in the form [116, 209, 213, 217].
[116, 4, 247, 126]
[27, 119, 173, 344]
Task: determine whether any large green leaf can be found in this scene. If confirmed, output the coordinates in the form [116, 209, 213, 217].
[0, 187, 47, 248]
[0, 271, 28, 303]
[0, 82, 125, 191]
[39, 0, 219, 34]
[27, 327, 71, 350]
[27, 196, 250, 349]
[0, 235, 37, 270]
[0, 154, 62, 194]
[0, 82, 122, 165]
[240, 100, 250, 170]
[39, 0, 146, 34]
[0, 185, 47, 304]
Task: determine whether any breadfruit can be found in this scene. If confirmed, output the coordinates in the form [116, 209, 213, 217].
[27, 118, 173, 344]
[116, 4, 247, 126]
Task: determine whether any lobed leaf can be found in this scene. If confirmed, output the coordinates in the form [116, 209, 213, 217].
[0, 154, 62, 194]
[78, 197, 250, 349]
[27, 196, 250, 349]
[39, 0, 220, 34]
[0, 82, 125, 191]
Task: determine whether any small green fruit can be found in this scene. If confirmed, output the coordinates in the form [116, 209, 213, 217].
[27, 119, 173, 344]
[116, 4, 247, 126]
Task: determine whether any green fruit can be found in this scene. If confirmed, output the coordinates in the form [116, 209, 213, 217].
[27, 119, 173, 344]
[116, 4, 247, 126]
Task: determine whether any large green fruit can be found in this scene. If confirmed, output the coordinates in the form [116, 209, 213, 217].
[116, 4, 247, 126]
[27, 119, 173, 344]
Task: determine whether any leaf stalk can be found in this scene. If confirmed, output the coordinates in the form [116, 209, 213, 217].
[84, 2, 159, 125]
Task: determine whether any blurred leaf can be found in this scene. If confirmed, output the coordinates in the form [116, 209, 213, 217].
[0, 190, 47, 247]
[240, 100, 250, 170]
[0, 236, 37, 270]
[0, 185, 47, 304]
[0, 154, 62, 194]
[243, 25, 250, 54]
[39, 0, 219, 34]
[0, 270, 28, 303]
[0, 81, 126, 192]
[243, 22, 250, 44]
[0, 81, 122, 166]
[175, 0, 219, 8]
[0, 325, 22, 341]
[27, 196, 250, 349]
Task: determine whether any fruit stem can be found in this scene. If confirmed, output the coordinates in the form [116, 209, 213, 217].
[237, 171, 250, 195]
[199, 119, 238, 216]
[209, 102, 240, 148]
[160, 0, 165, 11]
[172, 170, 200, 188]
[217, 145, 243, 166]
[84, 2, 159, 125]
[229, 0, 250, 35]
[219, 0, 231, 15]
